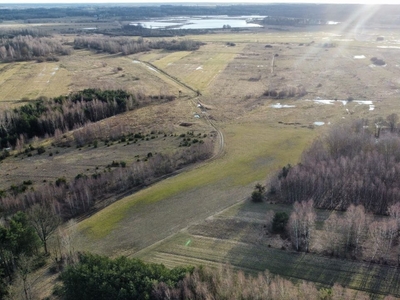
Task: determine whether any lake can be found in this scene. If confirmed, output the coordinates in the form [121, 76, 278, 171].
[130, 16, 265, 30]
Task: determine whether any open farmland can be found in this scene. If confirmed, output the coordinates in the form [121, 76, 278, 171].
[0, 61, 69, 101]
[150, 43, 247, 94]
[136, 200, 400, 297]
[0, 47, 195, 104]
[69, 26, 400, 298]
[3, 19, 400, 298]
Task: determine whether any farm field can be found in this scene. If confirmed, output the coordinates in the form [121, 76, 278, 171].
[75, 123, 316, 255]
[71, 26, 400, 297]
[3, 22, 400, 298]
[136, 200, 400, 297]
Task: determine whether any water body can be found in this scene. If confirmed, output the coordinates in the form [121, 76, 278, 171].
[130, 15, 264, 30]
[270, 103, 295, 108]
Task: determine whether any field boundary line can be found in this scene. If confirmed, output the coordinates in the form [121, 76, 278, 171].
[73, 62, 225, 224]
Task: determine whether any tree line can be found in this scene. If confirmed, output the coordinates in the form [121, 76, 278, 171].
[0, 140, 214, 220]
[3, 4, 400, 24]
[267, 199, 400, 264]
[269, 117, 400, 214]
[73, 35, 204, 55]
[0, 204, 60, 299]
[0, 35, 71, 62]
[58, 254, 393, 300]
[0, 89, 142, 149]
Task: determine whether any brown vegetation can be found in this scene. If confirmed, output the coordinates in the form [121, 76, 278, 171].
[270, 118, 400, 214]
[153, 264, 381, 300]
[74, 35, 204, 55]
[0, 35, 72, 62]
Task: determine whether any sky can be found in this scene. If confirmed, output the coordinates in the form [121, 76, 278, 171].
[0, 0, 399, 4]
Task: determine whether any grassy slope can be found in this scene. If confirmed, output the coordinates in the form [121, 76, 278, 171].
[75, 123, 315, 255]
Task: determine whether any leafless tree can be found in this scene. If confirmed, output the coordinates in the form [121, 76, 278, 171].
[288, 199, 316, 252]
[28, 204, 60, 254]
[387, 113, 399, 133]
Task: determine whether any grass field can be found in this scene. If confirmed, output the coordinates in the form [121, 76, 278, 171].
[135, 200, 400, 297]
[75, 123, 316, 254]
[149, 43, 246, 94]
[0, 61, 69, 101]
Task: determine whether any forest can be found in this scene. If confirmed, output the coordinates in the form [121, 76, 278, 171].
[73, 36, 203, 55]
[0, 35, 71, 62]
[269, 117, 400, 214]
[0, 89, 152, 148]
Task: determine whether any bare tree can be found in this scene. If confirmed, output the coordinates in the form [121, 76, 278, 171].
[342, 204, 369, 257]
[288, 200, 316, 252]
[28, 204, 60, 255]
[16, 254, 34, 300]
[322, 212, 342, 256]
[386, 113, 399, 133]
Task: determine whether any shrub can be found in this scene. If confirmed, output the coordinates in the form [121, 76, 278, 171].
[55, 177, 67, 187]
[272, 212, 289, 233]
[37, 146, 45, 155]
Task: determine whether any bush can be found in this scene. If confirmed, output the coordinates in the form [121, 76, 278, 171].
[251, 183, 265, 202]
[251, 190, 263, 202]
[55, 177, 67, 187]
[272, 212, 289, 233]
[37, 146, 45, 155]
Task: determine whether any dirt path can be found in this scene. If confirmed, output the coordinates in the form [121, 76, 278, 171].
[139, 58, 225, 160]
[138, 60, 198, 96]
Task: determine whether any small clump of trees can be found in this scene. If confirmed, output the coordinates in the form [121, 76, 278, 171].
[0, 205, 61, 299]
[266, 200, 400, 264]
[59, 253, 192, 300]
[264, 85, 307, 99]
[371, 57, 386, 66]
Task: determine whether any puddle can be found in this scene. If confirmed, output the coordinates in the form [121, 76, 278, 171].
[146, 66, 158, 72]
[354, 100, 373, 105]
[354, 55, 366, 59]
[270, 103, 295, 108]
[196, 66, 203, 70]
[313, 122, 325, 126]
[312, 99, 347, 105]
[377, 46, 400, 49]
[309, 99, 374, 111]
